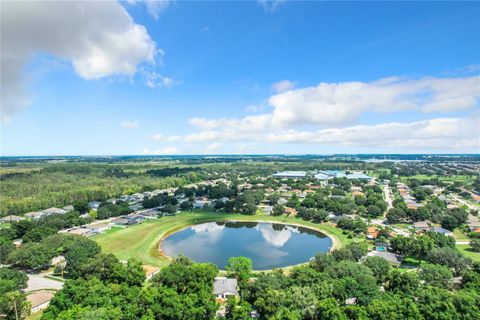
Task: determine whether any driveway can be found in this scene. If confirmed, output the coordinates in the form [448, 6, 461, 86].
[26, 273, 64, 292]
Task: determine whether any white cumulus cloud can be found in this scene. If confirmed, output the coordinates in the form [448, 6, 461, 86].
[266, 116, 480, 150]
[267, 76, 479, 128]
[271, 80, 296, 93]
[1, 0, 158, 122]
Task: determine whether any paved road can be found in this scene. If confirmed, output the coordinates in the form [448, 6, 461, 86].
[449, 194, 479, 211]
[383, 184, 394, 210]
[26, 274, 64, 292]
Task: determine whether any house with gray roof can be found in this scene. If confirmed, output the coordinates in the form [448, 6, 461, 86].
[213, 277, 238, 300]
[369, 251, 403, 266]
[42, 207, 66, 215]
[88, 201, 102, 209]
[63, 205, 74, 212]
[24, 211, 44, 220]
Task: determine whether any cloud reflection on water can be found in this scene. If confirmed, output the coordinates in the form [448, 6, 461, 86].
[255, 223, 299, 247]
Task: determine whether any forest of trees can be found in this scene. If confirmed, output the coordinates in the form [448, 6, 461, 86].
[2, 233, 478, 320]
[0, 162, 205, 215]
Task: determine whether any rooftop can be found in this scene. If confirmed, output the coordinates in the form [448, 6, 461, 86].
[213, 277, 238, 296]
[142, 264, 160, 277]
[0, 215, 24, 222]
[370, 251, 403, 265]
[273, 171, 307, 178]
[27, 290, 54, 307]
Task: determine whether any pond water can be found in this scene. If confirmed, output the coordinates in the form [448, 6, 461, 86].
[161, 221, 332, 270]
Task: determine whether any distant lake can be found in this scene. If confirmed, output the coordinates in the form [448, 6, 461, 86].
[161, 221, 332, 270]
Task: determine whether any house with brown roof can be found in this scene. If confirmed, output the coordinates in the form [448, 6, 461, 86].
[27, 290, 54, 313]
[366, 227, 379, 240]
[142, 264, 160, 280]
[0, 215, 24, 223]
[413, 220, 431, 232]
[284, 207, 297, 216]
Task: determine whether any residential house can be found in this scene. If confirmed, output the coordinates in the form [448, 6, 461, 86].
[406, 200, 420, 210]
[352, 191, 364, 197]
[284, 207, 297, 216]
[66, 227, 95, 237]
[218, 196, 230, 204]
[142, 264, 160, 280]
[431, 227, 453, 236]
[366, 226, 379, 240]
[42, 207, 66, 215]
[262, 205, 273, 215]
[27, 290, 54, 313]
[88, 222, 112, 234]
[88, 201, 102, 210]
[62, 205, 74, 212]
[24, 211, 43, 220]
[143, 191, 153, 198]
[129, 203, 144, 211]
[111, 217, 130, 227]
[194, 198, 211, 209]
[264, 187, 274, 193]
[368, 251, 403, 266]
[0, 215, 24, 223]
[447, 203, 459, 209]
[132, 193, 144, 201]
[126, 215, 145, 225]
[139, 209, 159, 219]
[467, 214, 480, 232]
[413, 220, 431, 232]
[213, 277, 238, 301]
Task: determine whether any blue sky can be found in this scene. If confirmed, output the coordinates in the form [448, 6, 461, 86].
[1, 0, 479, 155]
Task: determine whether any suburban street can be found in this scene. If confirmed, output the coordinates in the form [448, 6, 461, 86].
[383, 184, 394, 210]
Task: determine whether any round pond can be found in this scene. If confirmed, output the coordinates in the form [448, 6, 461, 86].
[161, 221, 333, 270]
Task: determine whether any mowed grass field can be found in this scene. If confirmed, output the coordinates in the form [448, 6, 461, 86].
[93, 211, 351, 268]
[401, 174, 476, 185]
[456, 244, 480, 262]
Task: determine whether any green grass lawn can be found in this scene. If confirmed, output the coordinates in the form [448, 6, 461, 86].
[93, 211, 351, 268]
[452, 228, 470, 241]
[401, 174, 475, 184]
[456, 244, 480, 262]
[26, 311, 43, 320]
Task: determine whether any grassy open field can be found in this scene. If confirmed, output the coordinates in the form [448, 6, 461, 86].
[456, 244, 480, 262]
[93, 211, 351, 268]
[26, 311, 43, 320]
[400, 174, 476, 185]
